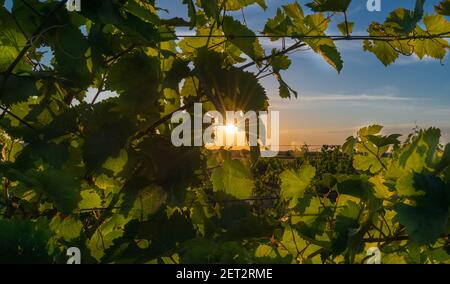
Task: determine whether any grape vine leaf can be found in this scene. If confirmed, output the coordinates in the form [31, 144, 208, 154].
[182, 0, 197, 28]
[195, 49, 268, 111]
[396, 172, 425, 197]
[0, 9, 27, 73]
[78, 189, 102, 210]
[200, 0, 219, 21]
[330, 201, 360, 256]
[280, 164, 316, 208]
[211, 154, 254, 199]
[352, 125, 391, 173]
[222, 16, 264, 62]
[49, 215, 83, 242]
[106, 52, 161, 114]
[34, 168, 81, 214]
[0, 76, 38, 106]
[254, 244, 292, 264]
[337, 21, 354, 35]
[121, 182, 167, 221]
[179, 239, 216, 264]
[395, 174, 450, 245]
[369, 176, 393, 199]
[364, 40, 399, 66]
[437, 143, 450, 173]
[271, 51, 297, 98]
[306, 0, 351, 12]
[0, 219, 51, 264]
[225, 0, 267, 11]
[398, 128, 441, 172]
[51, 24, 91, 89]
[435, 0, 450, 16]
[319, 45, 343, 73]
[81, 105, 135, 173]
[88, 214, 129, 261]
[386, 0, 425, 33]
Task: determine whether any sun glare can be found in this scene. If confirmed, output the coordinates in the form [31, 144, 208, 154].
[224, 123, 238, 136]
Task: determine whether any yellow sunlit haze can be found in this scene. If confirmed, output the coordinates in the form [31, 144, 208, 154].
[224, 123, 238, 136]
[205, 123, 249, 150]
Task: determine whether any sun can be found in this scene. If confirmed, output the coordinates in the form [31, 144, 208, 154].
[224, 123, 238, 136]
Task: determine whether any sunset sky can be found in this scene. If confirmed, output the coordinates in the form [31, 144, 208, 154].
[158, 0, 450, 147]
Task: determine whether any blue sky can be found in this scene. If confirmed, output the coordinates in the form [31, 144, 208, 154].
[158, 0, 450, 146]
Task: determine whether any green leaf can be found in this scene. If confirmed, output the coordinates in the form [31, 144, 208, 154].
[318, 45, 343, 73]
[358, 124, 383, 137]
[222, 214, 273, 241]
[52, 24, 91, 88]
[183, 0, 197, 28]
[271, 53, 292, 73]
[263, 8, 292, 39]
[280, 164, 316, 208]
[0, 8, 28, 73]
[386, 0, 425, 33]
[424, 14, 450, 37]
[336, 175, 376, 202]
[106, 52, 161, 114]
[398, 128, 441, 172]
[130, 209, 196, 257]
[195, 49, 268, 111]
[15, 141, 69, 169]
[136, 135, 202, 187]
[211, 154, 254, 199]
[123, 0, 160, 24]
[226, 0, 267, 11]
[0, 46, 17, 72]
[83, 116, 134, 173]
[352, 125, 390, 173]
[364, 40, 399, 66]
[283, 2, 304, 19]
[222, 16, 264, 61]
[418, 15, 450, 60]
[353, 155, 385, 173]
[412, 18, 450, 60]
[35, 168, 81, 214]
[367, 134, 401, 148]
[121, 182, 167, 221]
[179, 239, 216, 264]
[49, 215, 83, 242]
[331, 200, 360, 256]
[200, 0, 219, 20]
[84, 0, 160, 42]
[181, 76, 200, 98]
[0, 162, 40, 187]
[337, 21, 354, 35]
[342, 136, 357, 155]
[369, 176, 393, 199]
[435, 0, 450, 16]
[395, 174, 450, 245]
[0, 219, 51, 264]
[270, 52, 297, 99]
[0, 76, 38, 106]
[277, 76, 298, 99]
[396, 172, 424, 197]
[254, 244, 292, 264]
[87, 214, 129, 261]
[437, 143, 450, 173]
[78, 189, 102, 210]
[306, 0, 351, 12]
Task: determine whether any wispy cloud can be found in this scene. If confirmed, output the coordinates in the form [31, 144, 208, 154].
[299, 94, 413, 101]
[269, 93, 414, 108]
